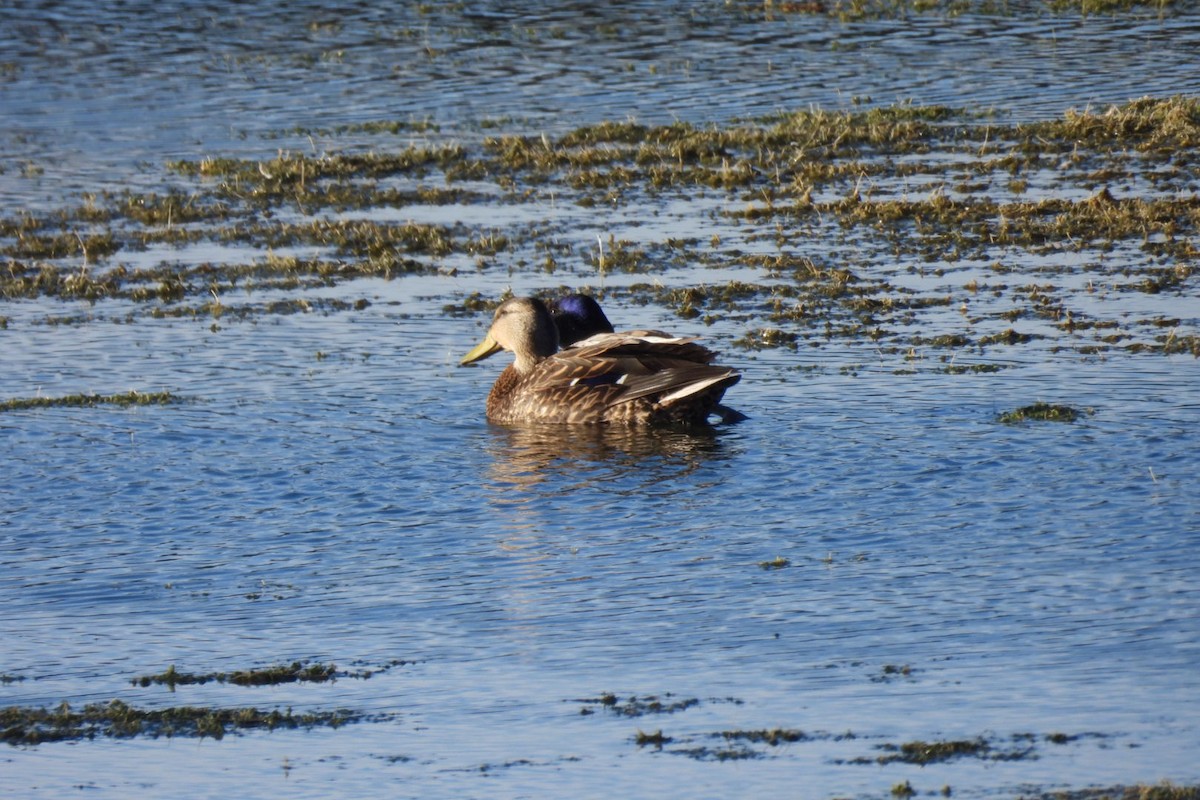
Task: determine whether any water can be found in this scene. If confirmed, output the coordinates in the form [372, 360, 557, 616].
[3, 2, 1200, 798]
[4, 0, 1199, 205]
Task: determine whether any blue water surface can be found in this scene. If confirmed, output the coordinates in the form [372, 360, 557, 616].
[2, 2, 1199, 798]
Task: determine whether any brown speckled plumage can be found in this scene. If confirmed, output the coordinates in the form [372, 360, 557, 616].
[461, 297, 740, 426]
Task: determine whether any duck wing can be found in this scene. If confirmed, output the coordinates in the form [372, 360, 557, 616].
[547, 336, 739, 409]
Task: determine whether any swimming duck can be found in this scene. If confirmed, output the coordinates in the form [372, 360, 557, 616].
[460, 296, 740, 426]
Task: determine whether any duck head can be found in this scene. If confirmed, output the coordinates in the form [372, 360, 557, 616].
[460, 297, 560, 372]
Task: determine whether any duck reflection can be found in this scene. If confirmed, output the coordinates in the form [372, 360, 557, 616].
[482, 421, 728, 499]
[472, 422, 738, 649]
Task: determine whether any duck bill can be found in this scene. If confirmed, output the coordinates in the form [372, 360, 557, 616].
[460, 334, 503, 365]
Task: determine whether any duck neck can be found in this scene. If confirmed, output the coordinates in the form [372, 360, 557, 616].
[513, 350, 549, 373]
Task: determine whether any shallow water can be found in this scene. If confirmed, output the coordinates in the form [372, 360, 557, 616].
[4, 0, 1200, 204]
[3, 2, 1200, 799]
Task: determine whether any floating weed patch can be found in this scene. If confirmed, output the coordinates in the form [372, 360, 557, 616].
[634, 729, 672, 748]
[878, 738, 997, 765]
[737, 327, 800, 350]
[1, 254, 425, 308]
[0, 700, 375, 746]
[998, 402, 1087, 423]
[758, 555, 791, 570]
[146, 296, 368, 321]
[718, 727, 808, 746]
[166, 146, 468, 190]
[443, 291, 510, 317]
[132, 660, 411, 690]
[941, 362, 1008, 374]
[672, 743, 761, 761]
[0, 390, 177, 413]
[1046, 786, 1200, 796]
[872, 664, 915, 682]
[134, 662, 336, 689]
[637, 726, 857, 761]
[622, 720, 1106, 767]
[839, 734, 1040, 766]
[280, 118, 440, 138]
[3, 231, 120, 262]
[994, 783, 1200, 800]
[577, 693, 701, 717]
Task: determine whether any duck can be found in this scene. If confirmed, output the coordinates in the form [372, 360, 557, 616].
[460, 296, 741, 426]
[547, 293, 615, 345]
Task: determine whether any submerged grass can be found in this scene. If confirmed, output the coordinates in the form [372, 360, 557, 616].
[0, 391, 177, 413]
[3, 660, 411, 745]
[577, 693, 701, 717]
[0, 700, 368, 746]
[873, 737, 1021, 765]
[719, 727, 808, 745]
[133, 662, 337, 689]
[1020, 784, 1200, 800]
[998, 402, 1086, 423]
[131, 660, 411, 690]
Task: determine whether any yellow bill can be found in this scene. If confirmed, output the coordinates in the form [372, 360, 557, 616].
[460, 334, 503, 365]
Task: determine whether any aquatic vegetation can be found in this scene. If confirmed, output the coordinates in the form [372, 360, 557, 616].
[0, 700, 370, 746]
[998, 402, 1086, 423]
[673, 743, 762, 761]
[1, 97, 1195, 354]
[718, 727, 808, 745]
[1129, 786, 1200, 800]
[878, 737, 990, 765]
[758, 555, 791, 569]
[166, 145, 468, 188]
[634, 724, 853, 761]
[941, 362, 1007, 374]
[1019, 783, 1200, 800]
[133, 662, 338, 689]
[281, 118, 440, 138]
[132, 660, 410, 689]
[867, 736, 1035, 765]
[577, 693, 701, 717]
[2, 660, 410, 745]
[619, 722, 1110, 769]
[2, 231, 119, 262]
[0, 391, 177, 413]
[872, 664, 914, 682]
[634, 729, 671, 748]
[825, 731, 1095, 767]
